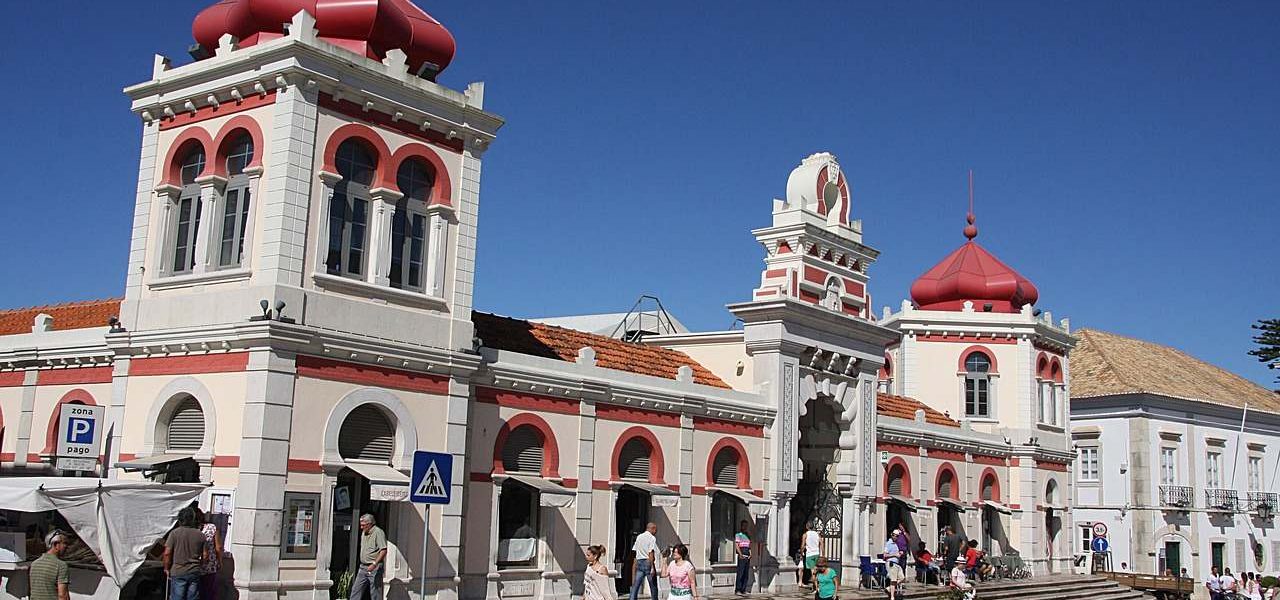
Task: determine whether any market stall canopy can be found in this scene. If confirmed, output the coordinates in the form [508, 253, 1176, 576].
[502, 474, 575, 507]
[0, 478, 206, 587]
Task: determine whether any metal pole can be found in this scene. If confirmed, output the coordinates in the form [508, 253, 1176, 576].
[420, 504, 430, 600]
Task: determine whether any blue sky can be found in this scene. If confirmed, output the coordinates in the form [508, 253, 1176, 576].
[0, 2, 1276, 386]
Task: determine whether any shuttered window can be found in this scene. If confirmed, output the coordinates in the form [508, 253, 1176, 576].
[501, 426, 545, 474]
[619, 438, 651, 481]
[981, 477, 996, 501]
[712, 447, 740, 487]
[338, 405, 395, 463]
[167, 397, 205, 452]
[887, 466, 906, 496]
[938, 471, 954, 499]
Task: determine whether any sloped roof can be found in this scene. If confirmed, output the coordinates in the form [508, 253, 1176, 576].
[472, 311, 730, 389]
[1071, 328, 1280, 413]
[0, 299, 121, 336]
[877, 392, 960, 427]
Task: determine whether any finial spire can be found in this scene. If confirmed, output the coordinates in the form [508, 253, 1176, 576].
[964, 169, 978, 240]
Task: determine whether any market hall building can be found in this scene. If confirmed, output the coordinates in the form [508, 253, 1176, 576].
[0, 1, 1075, 599]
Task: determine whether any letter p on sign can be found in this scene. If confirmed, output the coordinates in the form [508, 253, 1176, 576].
[67, 418, 94, 444]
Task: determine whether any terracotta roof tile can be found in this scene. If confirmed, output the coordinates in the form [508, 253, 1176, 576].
[1071, 328, 1280, 414]
[876, 392, 960, 427]
[472, 311, 730, 389]
[0, 298, 121, 336]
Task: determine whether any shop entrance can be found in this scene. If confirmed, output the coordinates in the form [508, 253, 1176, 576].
[615, 486, 650, 594]
[330, 469, 393, 577]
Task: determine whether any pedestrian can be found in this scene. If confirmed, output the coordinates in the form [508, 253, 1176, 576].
[661, 543, 699, 600]
[893, 526, 909, 564]
[813, 556, 839, 600]
[583, 545, 616, 600]
[192, 506, 223, 600]
[733, 520, 752, 595]
[886, 557, 905, 600]
[164, 507, 209, 600]
[1223, 568, 1239, 599]
[943, 526, 964, 571]
[1248, 572, 1264, 600]
[1206, 566, 1223, 600]
[963, 540, 981, 580]
[630, 522, 659, 600]
[30, 530, 71, 600]
[882, 532, 901, 566]
[349, 514, 387, 600]
[803, 524, 821, 587]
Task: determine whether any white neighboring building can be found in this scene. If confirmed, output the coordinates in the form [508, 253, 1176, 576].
[1070, 329, 1280, 585]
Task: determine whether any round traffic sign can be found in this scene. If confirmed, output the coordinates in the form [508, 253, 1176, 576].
[1092, 522, 1108, 538]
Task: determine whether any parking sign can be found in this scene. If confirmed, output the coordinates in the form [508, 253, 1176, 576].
[56, 404, 104, 467]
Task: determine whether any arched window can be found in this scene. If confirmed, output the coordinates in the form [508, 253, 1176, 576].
[338, 404, 395, 463]
[886, 464, 908, 496]
[389, 159, 434, 291]
[170, 144, 206, 274]
[326, 139, 378, 278]
[711, 447, 741, 487]
[964, 351, 992, 418]
[1045, 479, 1060, 507]
[500, 425, 545, 474]
[937, 469, 956, 499]
[822, 277, 842, 311]
[981, 475, 998, 502]
[1047, 362, 1063, 426]
[217, 133, 254, 268]
[165, 397, 205, 452]
[619, 437, 652, 481]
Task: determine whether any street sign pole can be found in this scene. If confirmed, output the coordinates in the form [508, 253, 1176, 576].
[410, 450, 452, 600]
[421, 504, 429, 600]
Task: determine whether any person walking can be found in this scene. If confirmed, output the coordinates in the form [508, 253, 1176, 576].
[942, 526, 965, 572]
[813, 556, 839, 600]
[661, 544, 699, 600]
[1206, 566, 1224, 600]
[164, 507, 209, 600]
[803, 524, 821, 587]
[882, 532, 901, 566]
[733, 520, 752, 595]
[630, 522, 659, 600]
[29, 530, 71, 600]
[1248, 572, 1264, 600]
[892, 526, 909, 565]
[350, 514, 387, 600]
[1222, 568, 1239, 600]
[583, 545, 616, 600]
[193, 506, 223, 600]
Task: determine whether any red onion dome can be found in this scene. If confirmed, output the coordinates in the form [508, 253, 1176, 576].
[193, 0, 456, 78]
[908, 217, 1039, 313]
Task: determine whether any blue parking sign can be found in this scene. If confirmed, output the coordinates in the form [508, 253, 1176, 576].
[67, 418, 95, 444]
[410, 451, 452, 504]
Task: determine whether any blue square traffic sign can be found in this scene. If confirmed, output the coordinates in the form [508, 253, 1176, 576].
[411, 450, 453, 504]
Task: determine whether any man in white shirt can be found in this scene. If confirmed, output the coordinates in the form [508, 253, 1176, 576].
[1205, 566, 1223, 600]
[630, 522, 659, 600]
[1220, 568, 1238, 599]
[803, 526, 821, 587]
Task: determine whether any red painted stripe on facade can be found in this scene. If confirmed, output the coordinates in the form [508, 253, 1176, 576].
[0, 453, 15, 462]
[754, 290, 778, 298]
[562, 478, 579, 489]
[159, 91, 276, 130]
[117, 453, 137, 462]
[803, 266, 828, 285]
[877, 442, 919, 455]
[692, 417, 764, 438]
[692, 485, 706, 495]
[318, 93, 464, 154]
[596, 404, 680, 427]
[211, 456, 240, 468]
[843, 279, 865, 296]
[130, 353, 249, 376]
[287, 459, 324, 474]
[470, 472, 493, 483]
[475, 387, 580, 415]
[798, 290, 819, 304]
[296, 355, 449, 395]
[592, 480, 611, 491]
[764, 269, 788, 278]
[36, 367, 113, 386]
[0, 372, 24, 387]
[972, 454, 1005, 466]
[1035, 460, 1069, 472]
[929, 449, 966, 462]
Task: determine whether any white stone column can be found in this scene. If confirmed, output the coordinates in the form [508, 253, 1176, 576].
[313, 171, 342, 276]
[103, 356, 131, 478]
[256, 78, 318, 287]
[433, 376, 472, 600]
[230, 349, 299, 600]
[192, 175, 226, 274]
[679, 414, 695, 542]
[367, 188, 403, 286]
[424, 206, 453, 298]
[124, 120, 160, 305]
[12, 370, 38, 469]
[576, 402, 598, 551]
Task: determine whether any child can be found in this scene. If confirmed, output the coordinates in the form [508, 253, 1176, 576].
[814, 556, 839, 600]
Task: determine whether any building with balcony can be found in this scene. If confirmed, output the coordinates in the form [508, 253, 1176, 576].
[1070, 328, 1280, 582]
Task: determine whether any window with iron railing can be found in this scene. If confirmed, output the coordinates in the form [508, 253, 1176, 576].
[1246, 491, 1277, 514]
[1159, 485, 1194, 508]
[1205, 488, 1239, 512]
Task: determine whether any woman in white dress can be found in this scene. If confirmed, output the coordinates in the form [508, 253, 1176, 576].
[583, 545, 616, 600]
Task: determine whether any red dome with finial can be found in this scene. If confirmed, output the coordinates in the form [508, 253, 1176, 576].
[192, 0, 456, 78]
[908, 213, 1039, 313]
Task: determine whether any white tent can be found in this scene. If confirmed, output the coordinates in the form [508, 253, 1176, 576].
[0, 478, 206, 587]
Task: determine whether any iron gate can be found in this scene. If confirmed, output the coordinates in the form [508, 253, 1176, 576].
[803, 480, 843, 562]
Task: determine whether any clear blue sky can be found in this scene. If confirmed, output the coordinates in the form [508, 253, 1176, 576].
[0, 2, 1276, 386]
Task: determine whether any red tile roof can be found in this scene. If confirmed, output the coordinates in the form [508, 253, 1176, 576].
[472, 311, 730, 389]
[0, 299, 121, 336]
[877, 392, 960, 427]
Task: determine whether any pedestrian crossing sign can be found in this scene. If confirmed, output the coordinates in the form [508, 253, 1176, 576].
[410, 450, 452, 504]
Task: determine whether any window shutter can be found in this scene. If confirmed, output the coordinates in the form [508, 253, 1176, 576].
[981, 478, 994, 501]
[501, 426, 544, 474]
[338, 405, 395, 463]
[939, 473, 953, 498]
[712, 448, 739, 487]
[167, 398, 205, 452]
[887, 468, 904, 496]
[619, 438, 651, 481]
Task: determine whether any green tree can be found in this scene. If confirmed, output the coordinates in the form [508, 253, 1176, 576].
[1249, 318, 1280, 383]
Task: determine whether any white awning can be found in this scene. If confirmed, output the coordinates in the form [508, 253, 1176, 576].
[982, 500, 1013, 514]
[936, 497, 967, 512]
[888, 495, 919, 512]
[503, 474, 576, 508]
[620, 481, 680, 496]
[1042, 502, 1067, 512]
[116, 453, 193, 471]
[711, 488, 771, 516]
[345, 462, 409, 485]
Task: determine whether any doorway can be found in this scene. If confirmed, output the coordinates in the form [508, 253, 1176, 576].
[615, 486, 650, 594]
[1212, 542, 1225, 573]
[330, 470, 392, 579]
[1165, 541, 1182, 576]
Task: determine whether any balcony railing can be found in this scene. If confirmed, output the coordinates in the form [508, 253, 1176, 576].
[1160, 485, 1194, 509]
[1246, 491, 1278, 515]
[1205, 488, 1240, 512]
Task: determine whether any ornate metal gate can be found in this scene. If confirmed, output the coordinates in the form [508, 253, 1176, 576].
[803, 480, 843, 562]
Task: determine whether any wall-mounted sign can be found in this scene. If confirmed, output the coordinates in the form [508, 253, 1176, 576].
[56, 404, 104, 471]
